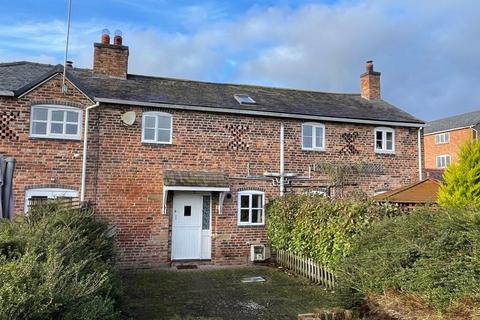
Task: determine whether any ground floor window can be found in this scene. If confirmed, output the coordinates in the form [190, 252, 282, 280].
[24, 188, 78, 212]
[238, 190, 265, 226]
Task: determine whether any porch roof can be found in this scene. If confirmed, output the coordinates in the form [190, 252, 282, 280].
[163, 170, 229, 188]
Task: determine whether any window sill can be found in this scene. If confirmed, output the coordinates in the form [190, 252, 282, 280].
[141, 140, 173, 145]
[237, 223, 265, 227]
[375, 150, 395, 155]
[29, 135, 81, 141]
[302, 147, 326, 152]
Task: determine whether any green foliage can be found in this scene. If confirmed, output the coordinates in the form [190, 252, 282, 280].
[340, 207, 480, 311]
[438, 140, 480, 208]
[266, 194, 398, 268]
[0, 202, 120, 320]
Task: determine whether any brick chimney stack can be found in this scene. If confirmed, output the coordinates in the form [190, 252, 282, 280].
[93, 29, 129, 79]
[360, 60, 381, 100]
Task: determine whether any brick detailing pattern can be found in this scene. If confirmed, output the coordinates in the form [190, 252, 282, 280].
[0, 111, 19, 141]
[225, 124, 249, 151]
[25, 184, 77, 191]
[339, 132, 359, 155]
[30, 100, 85, 108]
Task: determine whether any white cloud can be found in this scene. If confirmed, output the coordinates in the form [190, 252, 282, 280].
[1, 0, 479, 120]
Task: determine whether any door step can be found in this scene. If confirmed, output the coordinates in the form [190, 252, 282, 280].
[176, 264, 198, 270]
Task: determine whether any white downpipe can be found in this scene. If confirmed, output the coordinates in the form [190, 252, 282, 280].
[80, 102, 100, 202]
[417, 128, 423, 180]
[280, 123, 285, 196]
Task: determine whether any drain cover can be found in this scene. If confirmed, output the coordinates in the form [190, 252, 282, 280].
[176, 265, 198, 270]
[241, 276, 266, 283]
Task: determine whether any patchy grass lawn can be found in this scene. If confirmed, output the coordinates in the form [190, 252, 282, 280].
[119, 265, 350, 320]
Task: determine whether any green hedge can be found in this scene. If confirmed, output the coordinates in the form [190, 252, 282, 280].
[0, 202, 120, 320]
[266, 194, 398, 269]
[340, 207, 480, 311]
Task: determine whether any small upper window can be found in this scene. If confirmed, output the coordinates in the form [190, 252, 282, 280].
[234, 94, 256, 105]
[302, 123, 325, 151]
[374, 127, 395, 153]
[435, 132, 449, 144]
[238, 190, 265, 226]
[436, 155, 451, 168]
[142, 111, 173, 144]
[30, 105, 81, 140]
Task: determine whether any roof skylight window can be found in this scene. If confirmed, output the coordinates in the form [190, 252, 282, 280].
[234, 94, 256, 105]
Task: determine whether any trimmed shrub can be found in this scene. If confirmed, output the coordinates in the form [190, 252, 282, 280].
[0, 202, 120, 320]
[438, 140, 480, 208]
[340, 207, 480, 312]
[266, 194, 398, 268]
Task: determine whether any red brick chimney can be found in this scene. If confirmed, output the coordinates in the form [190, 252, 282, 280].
[360, 60, 381, 100]
[93, 29, 129, 79]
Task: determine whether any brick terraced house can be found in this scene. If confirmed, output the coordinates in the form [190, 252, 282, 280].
[0, 32, 424, 268]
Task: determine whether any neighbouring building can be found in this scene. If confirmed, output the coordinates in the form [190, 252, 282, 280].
[424, 110, 480, 175]
[0, 31, 424, 268]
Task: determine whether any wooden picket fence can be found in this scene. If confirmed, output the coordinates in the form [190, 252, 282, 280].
[275, 249, 336, 289]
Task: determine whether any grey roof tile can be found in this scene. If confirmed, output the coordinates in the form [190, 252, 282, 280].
[0, 61, 54, 91]
[425, 110, 480, 134]
[0, 61, 423, 124]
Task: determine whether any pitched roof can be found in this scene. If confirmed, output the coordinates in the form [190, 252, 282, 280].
[424, 110, 480, 134]
[0, 61, 53, 92]
[373, 178, 440, 204]
[0, 61, 423, 125]
[163, 170, 229, 188]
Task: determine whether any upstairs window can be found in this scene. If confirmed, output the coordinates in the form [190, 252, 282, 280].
[374, 127, 395, 153]
[436, 154, 451, 168]
[30, 105, 81, 140]
[142, 111, 173, 144]
[435, 132, 449, 144]
[238, 190, 265, 226]
[302, 123, 325, 151]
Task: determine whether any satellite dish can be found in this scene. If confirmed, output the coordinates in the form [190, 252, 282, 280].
[121, 111, 136, 125]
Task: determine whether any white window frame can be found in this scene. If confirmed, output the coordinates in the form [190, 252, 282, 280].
[302, 122, 326, 151]
[237, 190, 265, 226]
[436, 154, 451, 168]
[24, 188, 78, 212]
[141, 111, 173, 144]
[435, 132, 450, 144]
[234, 94, 256, 105]
[374, 127, 395, 154]
[30, 105, 82, 140]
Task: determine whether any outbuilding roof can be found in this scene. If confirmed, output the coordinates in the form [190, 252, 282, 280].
[0, 61, 423, 125]
[373, 178, 440, 204]
[424, 110, 480, 134]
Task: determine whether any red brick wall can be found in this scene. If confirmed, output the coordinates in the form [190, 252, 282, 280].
[0, 74, 92, 212]
[93, 43, 129, 78]
[424, 128, 473, 169]
[0, 75, 421, 268]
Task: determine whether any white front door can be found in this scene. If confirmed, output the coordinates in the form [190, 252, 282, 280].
[172, 192, 211, 260]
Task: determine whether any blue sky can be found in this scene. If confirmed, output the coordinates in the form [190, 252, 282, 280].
[1, 0, 479, 121]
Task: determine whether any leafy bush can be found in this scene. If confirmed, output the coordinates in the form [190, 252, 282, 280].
[438, 140, 480, 208]
[266, 194, 398, 268]
[340, 207, 480, 312]
[0, 202, 120, 320]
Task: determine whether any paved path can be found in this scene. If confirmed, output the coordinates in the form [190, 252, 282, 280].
[120, 266, 345, 320]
